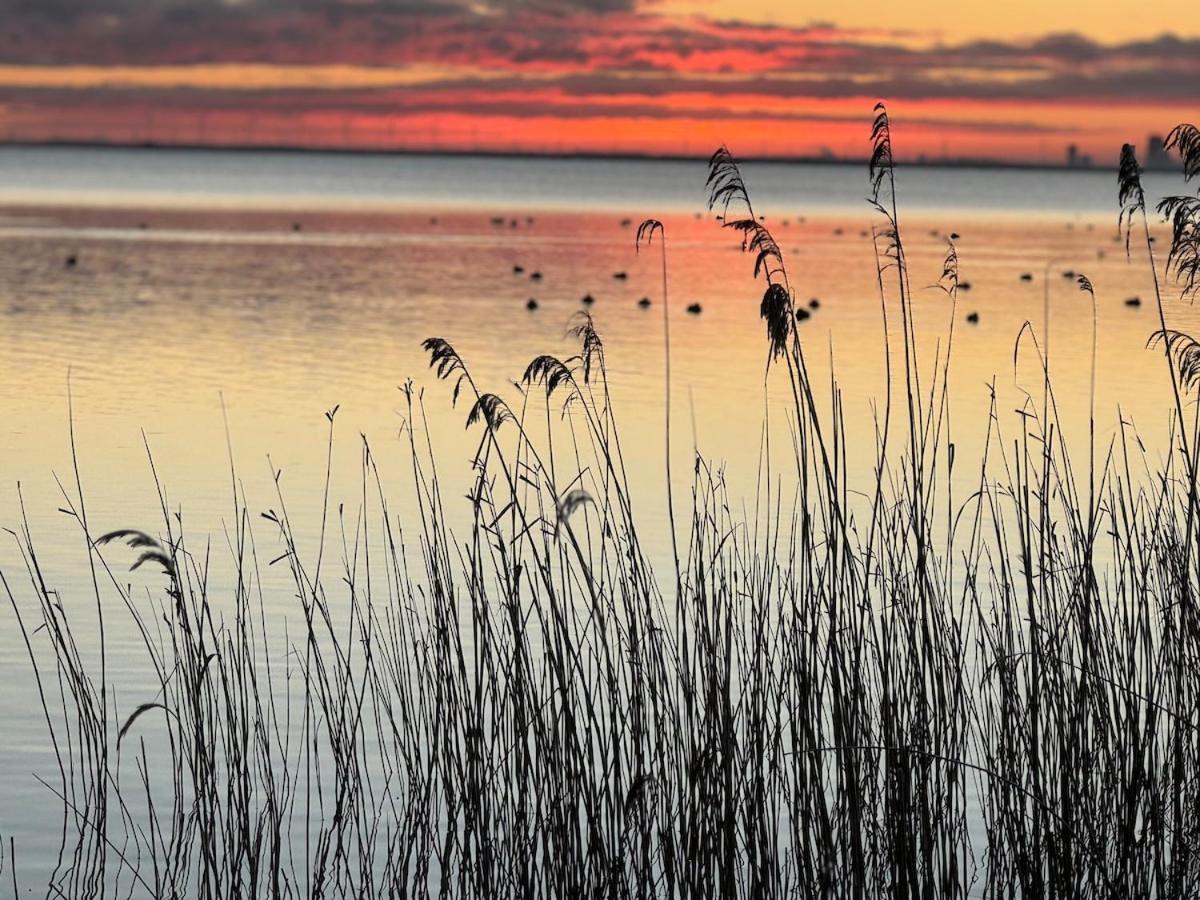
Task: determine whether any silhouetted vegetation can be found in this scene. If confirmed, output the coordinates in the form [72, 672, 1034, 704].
[6, 106, 1200, 898]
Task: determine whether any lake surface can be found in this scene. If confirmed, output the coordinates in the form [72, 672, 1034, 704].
[0, 145, 1194, 886]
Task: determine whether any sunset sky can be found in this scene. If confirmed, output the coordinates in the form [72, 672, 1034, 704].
[2, 0, 1198, 163]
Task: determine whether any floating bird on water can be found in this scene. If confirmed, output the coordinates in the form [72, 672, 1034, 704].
[1125, 296, 1142, 308]
[582, 294, 595, 306]
[809, 298, 821, 309]
[638, 297, 651, 308]
[958, 281, 972, 291]
[526, 298, 539, 311]
[796, 308, 811, 321]
[513, 265, 524, 274]
[1020, 272, 1033, 281]
[64, 254, 77, 268]
[966, 311, 980, 324]
[686, 303, 702, 315]
[612, 271, 627, 280]
[530, 271, 542, 281]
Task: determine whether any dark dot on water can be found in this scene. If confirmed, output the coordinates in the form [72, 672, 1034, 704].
[1125, 296, 1142, 307]
[292, 222, 302, 232]
[1020, 272, 1033, 281]
[612, 271, 627, 280]
[1062, 270, 1076, 279]
[638, 297, 651, 308]
[490, 216, 504, 226]
[64, 254, 77, 268]
[966, 311, 980, 324]
[620, 218, 632, 227]
[429, 217, 438, 225]
[138, 222, 148, 230]
[795, 308, 810, 321]
[526, 298, 539, 311]
[525, 216, 534, 225]
[513, 265, 524, 274]
[582, 293, 595, 305]
[950, 232, 960, 240]
[809, 298, 820, 309]
[833, 228, 844, 236]
[509, 219, 518, 228]
[860, 230, 869, 237]
[959, 281, 972, 291]
[530, 271, 542, 281]
[694, 212, 702, 219]
[686, 303, 702, 315]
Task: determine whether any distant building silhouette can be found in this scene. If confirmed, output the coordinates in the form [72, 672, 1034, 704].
[1144, 134, 1177, 171]
[1066, 144, 1093, 169]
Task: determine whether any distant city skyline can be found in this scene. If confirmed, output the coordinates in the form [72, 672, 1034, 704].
[1, 1, 1198, 161]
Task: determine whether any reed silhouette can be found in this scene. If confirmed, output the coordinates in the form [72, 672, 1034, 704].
[6, 105, 1200, 899]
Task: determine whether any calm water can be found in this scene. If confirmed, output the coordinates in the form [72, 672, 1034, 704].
[0, 146, 1193, 884]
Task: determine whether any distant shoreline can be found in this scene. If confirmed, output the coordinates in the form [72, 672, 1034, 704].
[1, 138, 1164, 175]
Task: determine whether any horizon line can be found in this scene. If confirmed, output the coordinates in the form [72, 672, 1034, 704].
[4, 137, 1173, 176]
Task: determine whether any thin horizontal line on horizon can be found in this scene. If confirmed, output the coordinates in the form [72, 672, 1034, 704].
[0, 137, 1151, 176]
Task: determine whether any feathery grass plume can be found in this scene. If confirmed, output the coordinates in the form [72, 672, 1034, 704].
[95, 528, 160, 549]
[705, 147, 793, 354]
[465, 392, 513, 431]
[1118, 143, 1145, 256]
[1077, 274, 1094, 295]
[705, 146, 752, 219]
[936, 237, 959, 296]
[869, 102, 894, 206]
[98, 528, 175, 575]
[421, 336, 469, 405]
[129, 548, 175, 575]
[1148, 329, 1200, 392]
[522, 354, 575, 397]
[1156, 194, 1200, 300]
[1165, 123, 1200, 181]
[705, 151, 785, 281]
[1156, 125, 1200, 329]
[567, 312, 604, 383]
[554, 488, 594, 535]
[635, 218, 663, 250]
[117, 702, 169, 742]
[761, 282, 791, 358]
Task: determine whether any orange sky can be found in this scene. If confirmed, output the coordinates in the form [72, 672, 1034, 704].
[1, 1, 1197, 163]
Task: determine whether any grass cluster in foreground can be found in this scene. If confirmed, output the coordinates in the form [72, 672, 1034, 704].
[6, 108, 1200, 898]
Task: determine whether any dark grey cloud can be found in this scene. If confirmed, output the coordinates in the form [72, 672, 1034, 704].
[2, 0, 1198, 108]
